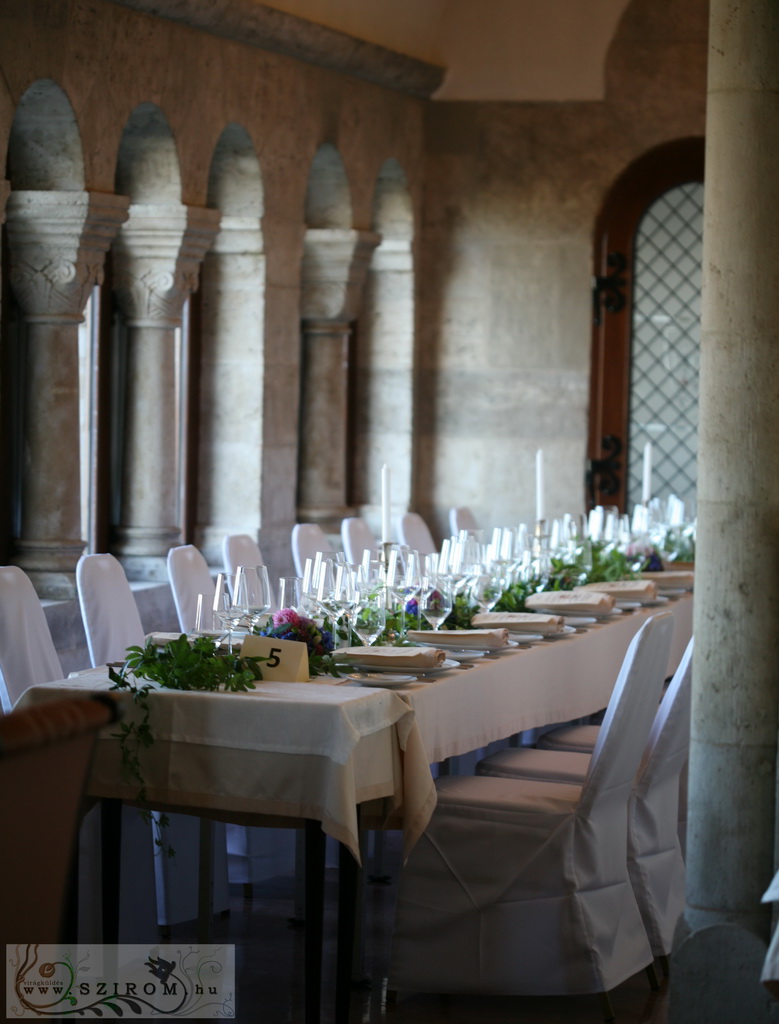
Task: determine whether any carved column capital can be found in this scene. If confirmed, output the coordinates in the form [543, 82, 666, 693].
[300, 228, 381, 322]
[5, 190, 130, 322]
[113, 202, 221, 327]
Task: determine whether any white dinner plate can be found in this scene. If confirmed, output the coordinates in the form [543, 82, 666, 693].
[346, 673, 417, 687]
[642, 595, 671, 606]
[561, 616, 598, 628]
[431, 649, 485, 663]
[507, 632, 544, 644]
[539, 625, 577, 640]
[414, 639, 519, 654]
[337, 657, 460, 677]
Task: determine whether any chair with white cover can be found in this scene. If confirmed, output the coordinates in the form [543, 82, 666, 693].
[397, 512, 437, 557]
[0, 565, 63, 711]
[291, 522, 334, 576]
[223, 533, 265, 578]
[389, 612, 673, 1016]
[167, 544, 214, 634]
[478, 632, 693, 970]
[76, 552, 230, 930]
[341, 516, 378, 566]
[449, 506, 479, 536]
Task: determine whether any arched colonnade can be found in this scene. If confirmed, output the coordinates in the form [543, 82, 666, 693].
[1, 79, 416, 597]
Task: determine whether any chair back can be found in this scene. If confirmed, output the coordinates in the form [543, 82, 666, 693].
[0, 566, 63, 709]
[341, 517, 377, 566]
[0, 694, 120, 945]
[223, 533, 264, 577]
[579, 612, 673, 817]
[76, 553, 145, 667]
[167, 544, 215, 634]
[291, 523, 333, 576]
[449, 506, 478, 536]
[397, 513, 437, 556]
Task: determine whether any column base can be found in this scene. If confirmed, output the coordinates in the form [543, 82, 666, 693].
[116, 554, 172, 583]
[296, 505, 355, 540]
[669, 922, 778, 1023]
[12, 540, 85, 598]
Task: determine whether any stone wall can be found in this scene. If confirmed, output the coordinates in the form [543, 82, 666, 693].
[414, 0, 708, 539]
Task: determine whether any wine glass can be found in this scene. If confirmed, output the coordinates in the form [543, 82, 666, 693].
[470, 570, 503, 614]
[278, 576, 303, 612]
[352, 584, 386, 647]
[332, 564, 358, 647]
[237, 565, 272, 629]
[213, 572, 245, 653]
[419, 576, 453, 630]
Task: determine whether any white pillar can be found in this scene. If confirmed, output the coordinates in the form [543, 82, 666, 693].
[5, 190, 129, 598]
[297, 228, 380, 533]
[670, 1, 779, 1019]
[195, 215, 265, 564]
[112, 203, 219, 579]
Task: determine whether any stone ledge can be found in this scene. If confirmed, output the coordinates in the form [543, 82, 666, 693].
[105, 0, 446, 98]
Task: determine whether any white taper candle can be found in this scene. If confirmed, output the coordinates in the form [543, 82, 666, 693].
[535, 449, 545, 521]
[642, 442, 653, 505]
[381, 464, 392, 544]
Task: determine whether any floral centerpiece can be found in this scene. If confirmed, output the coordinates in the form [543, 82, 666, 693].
[253, 608, 339, 677]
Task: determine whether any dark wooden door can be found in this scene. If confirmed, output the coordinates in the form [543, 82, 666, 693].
[587, 137, 705, 511]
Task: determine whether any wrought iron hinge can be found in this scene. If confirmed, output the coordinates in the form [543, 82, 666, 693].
[592, 252, 627, 326]
[586, 434, 622, 506]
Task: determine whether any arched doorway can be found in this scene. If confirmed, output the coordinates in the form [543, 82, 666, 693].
[587, 137, 705, 514]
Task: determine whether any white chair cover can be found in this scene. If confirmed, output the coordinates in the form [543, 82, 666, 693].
[76, 553, 146, 665]
[478, 633, 694, 960]
[76, 552, 230, 928]
[449, 506, 478, 536]
[223, 533, 264, 577]
[341, 516, 377, 566]
[397, 513, 437, 556]
[291, 522, 333, 576]
[389, 612, 673, 998]
[0, 565, 63, 710]
[167, 544, 214, 633]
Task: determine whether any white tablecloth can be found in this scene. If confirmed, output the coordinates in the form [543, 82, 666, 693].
[15, 674, 436, 864]
[385, 595, 693, 763]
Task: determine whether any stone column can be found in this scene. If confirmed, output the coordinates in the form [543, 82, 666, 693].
[353, 237, 415, 535]
[195, 215, 265, 565]
[297, 228, 380, 533]
[670, 2, 779, 1021]
[112, 203, 220, 580]
[5, 190, 129, 598]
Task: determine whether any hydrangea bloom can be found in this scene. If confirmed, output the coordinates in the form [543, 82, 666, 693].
[257, 608, 334, 656]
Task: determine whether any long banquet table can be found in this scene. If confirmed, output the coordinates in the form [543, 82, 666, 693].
[14, 592, 692, 1022]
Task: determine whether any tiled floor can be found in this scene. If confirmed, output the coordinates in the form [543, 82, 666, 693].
[170, 833, 669, 1024]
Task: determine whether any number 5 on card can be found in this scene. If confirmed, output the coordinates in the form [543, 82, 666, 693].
[239, 635, 310, 681]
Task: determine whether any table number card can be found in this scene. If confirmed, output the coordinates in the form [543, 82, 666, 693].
[239, 635, 310, 682]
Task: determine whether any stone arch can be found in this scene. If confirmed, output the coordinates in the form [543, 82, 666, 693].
[114, 102, 181, 202]
[304, 143, 352, 228]
[371, 157, 413, 241]
[207, 122, 264, 218]
[6, 79, 85, 190]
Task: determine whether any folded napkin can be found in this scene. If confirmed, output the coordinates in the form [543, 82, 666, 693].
[406, 628, 509, 649]
[640, 570, 694, 590]
[336, 646, 447, 668]
[525, 590, 616, 615]
[579, 579, 658, 602]
[470, 612, 566, 636]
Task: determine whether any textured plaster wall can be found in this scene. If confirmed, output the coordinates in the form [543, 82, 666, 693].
[415, 0, 708, 540]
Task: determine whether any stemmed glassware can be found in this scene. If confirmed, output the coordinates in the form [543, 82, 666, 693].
[235, 565, 272, 630]
[352, 582, 387, 647]
[213, 571, 245, 653]
[419, 575, 453, 630]
[332, 564, 357, 647]
[278, 576, 303, 613]
[470, 568, 503, 614]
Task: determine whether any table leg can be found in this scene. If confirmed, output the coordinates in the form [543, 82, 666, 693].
[100, 798, 122, 943]
[304, 819, 325, 1024]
